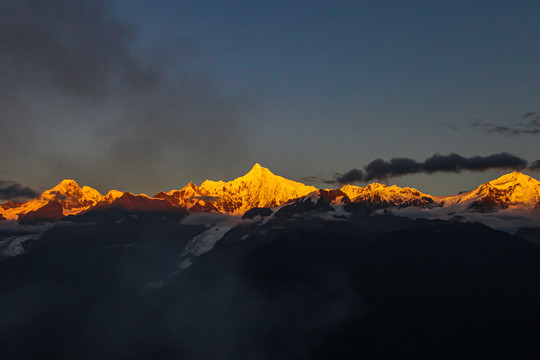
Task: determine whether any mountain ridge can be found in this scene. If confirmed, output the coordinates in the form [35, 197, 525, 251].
[1, 165, 539, 223]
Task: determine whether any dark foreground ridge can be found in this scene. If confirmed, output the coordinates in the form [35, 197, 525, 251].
[1, 206, 540, 359]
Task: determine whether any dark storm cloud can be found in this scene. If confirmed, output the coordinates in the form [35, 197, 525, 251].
[423, 153, 528, 173]
[471, 112, 540, 136]
[0, 180, 40, 201]
[0, 0, 244, 192]
[364, 157, 423, 181]
[330, 152, 529, 184]
[335, 169, 366, 184]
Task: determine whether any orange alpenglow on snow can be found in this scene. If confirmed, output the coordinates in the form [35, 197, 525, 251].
[0, 164, 318, 221]
[0, 179, 105, 221]
[435, 171, 540, 209]
[156, 163, 317, 214]
[340, 183, 435, 207]
[0, 166, 539, 222]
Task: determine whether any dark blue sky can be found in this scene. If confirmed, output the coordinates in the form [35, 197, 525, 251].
[1, 0, 539, 196]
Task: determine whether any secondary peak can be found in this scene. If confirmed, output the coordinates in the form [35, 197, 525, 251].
[491, 171, 535, 186]
[55, 179, 80, 188]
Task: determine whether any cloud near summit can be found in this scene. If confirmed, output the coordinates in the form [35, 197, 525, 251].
[0, 180, 40, 201]
[322, 153, 534, 185]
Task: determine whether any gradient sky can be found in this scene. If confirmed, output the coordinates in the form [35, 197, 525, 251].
[1, 0, 539, 198]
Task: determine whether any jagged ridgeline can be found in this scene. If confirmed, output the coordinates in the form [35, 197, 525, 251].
[1, 164, 539, 224]
[1, 166, 540, 359]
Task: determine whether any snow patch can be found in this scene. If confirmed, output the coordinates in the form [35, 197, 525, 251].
[178, 259, 192, 269]
[0, 233, 42, 258]
[303, 191, 321, 205]
[178, 213, 244, 270]
[381, 207, 540, 234]
[181, 223, 236, 258]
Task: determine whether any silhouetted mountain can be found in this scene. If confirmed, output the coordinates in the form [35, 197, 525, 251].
[1, 210, 540, 359]
[242, 207, 273, 219]
[90, 192, 186, 214]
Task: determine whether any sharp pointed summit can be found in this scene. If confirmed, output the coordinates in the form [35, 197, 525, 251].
[239, 163, 273, 180]
[172, 163, 317, 214]
[0, 170, 539, 223]
[250, 162, 264, 171]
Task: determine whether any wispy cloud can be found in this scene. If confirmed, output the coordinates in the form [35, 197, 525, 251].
[471, 112, 540, 136]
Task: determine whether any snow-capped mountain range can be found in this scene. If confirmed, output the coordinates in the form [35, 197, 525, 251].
[1, 164, 539, 224]
[2, 167, 539, 359]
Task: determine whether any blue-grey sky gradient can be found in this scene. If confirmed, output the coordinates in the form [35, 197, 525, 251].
[1, 0, 539, 197]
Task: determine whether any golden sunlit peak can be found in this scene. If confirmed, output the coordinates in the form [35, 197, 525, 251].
[247, 162, 267, 173]
[54, 179, 80, 189]
[104, 190, 125, 201]
[242, 163, 275, 178]
[43, 179, 84, 198]
[491, 171, 533, 185]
